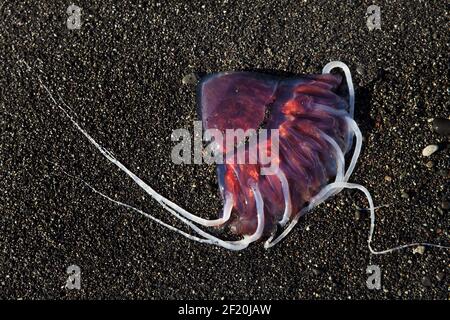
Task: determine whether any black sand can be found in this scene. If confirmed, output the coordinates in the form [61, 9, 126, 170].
[0, 1, 448, 299]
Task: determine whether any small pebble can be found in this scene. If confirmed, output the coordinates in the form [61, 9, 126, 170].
[412, 245, 425, 255]
[425, 160, 434, 168]
[354, 210, 361, 221]
[182, 73, 199, 85]
[422, 144, 439, 157]
[401, 191, 410, 199]
[421, 276, 432, 287]
[384, 175, 392, 182]
[441, 200, 450, 210]
[431, 117, 450, 136]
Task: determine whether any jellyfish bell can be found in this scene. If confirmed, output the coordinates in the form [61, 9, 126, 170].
[197, 67, 355, 240]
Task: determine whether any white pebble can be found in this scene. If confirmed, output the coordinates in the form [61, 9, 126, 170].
[412, 245, 425, 255]
[182, 73, 198, 85]
[422, 144, 439, 157]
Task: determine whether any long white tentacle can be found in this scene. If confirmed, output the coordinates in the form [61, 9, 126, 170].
[322, 61, 355, 118]
[21, 60, 271, 251]
[305, 182, 450, 255]
[276, 170, 292, 227]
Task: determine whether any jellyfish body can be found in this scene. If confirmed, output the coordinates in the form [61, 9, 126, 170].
[199, 70, 357, 240]
[35, 60, 361, 250]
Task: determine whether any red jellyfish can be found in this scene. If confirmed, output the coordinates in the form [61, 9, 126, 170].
[196, 61, 363, 250]
[26, 59, 448, 254]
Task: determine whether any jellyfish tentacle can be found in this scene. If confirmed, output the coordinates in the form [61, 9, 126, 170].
[240, 183, 266, 245]
[322, 61, 355, 118]
[164, 183, 265, 250]
[160, 192, 233, 227]
[183, 182, 265, 250]
[343, 117, 362, 182]
[319, 131, 345, 184]
[311, 117, 362, 202]
[309, 182, 450, 254]
[276, 169, 292, 227]
[65, 171, 215, 244]
[311, 103, 355, 152]
[47, 162, 222, 245]
[189, 182, 266, 250]
[264, 207, 307, 249]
